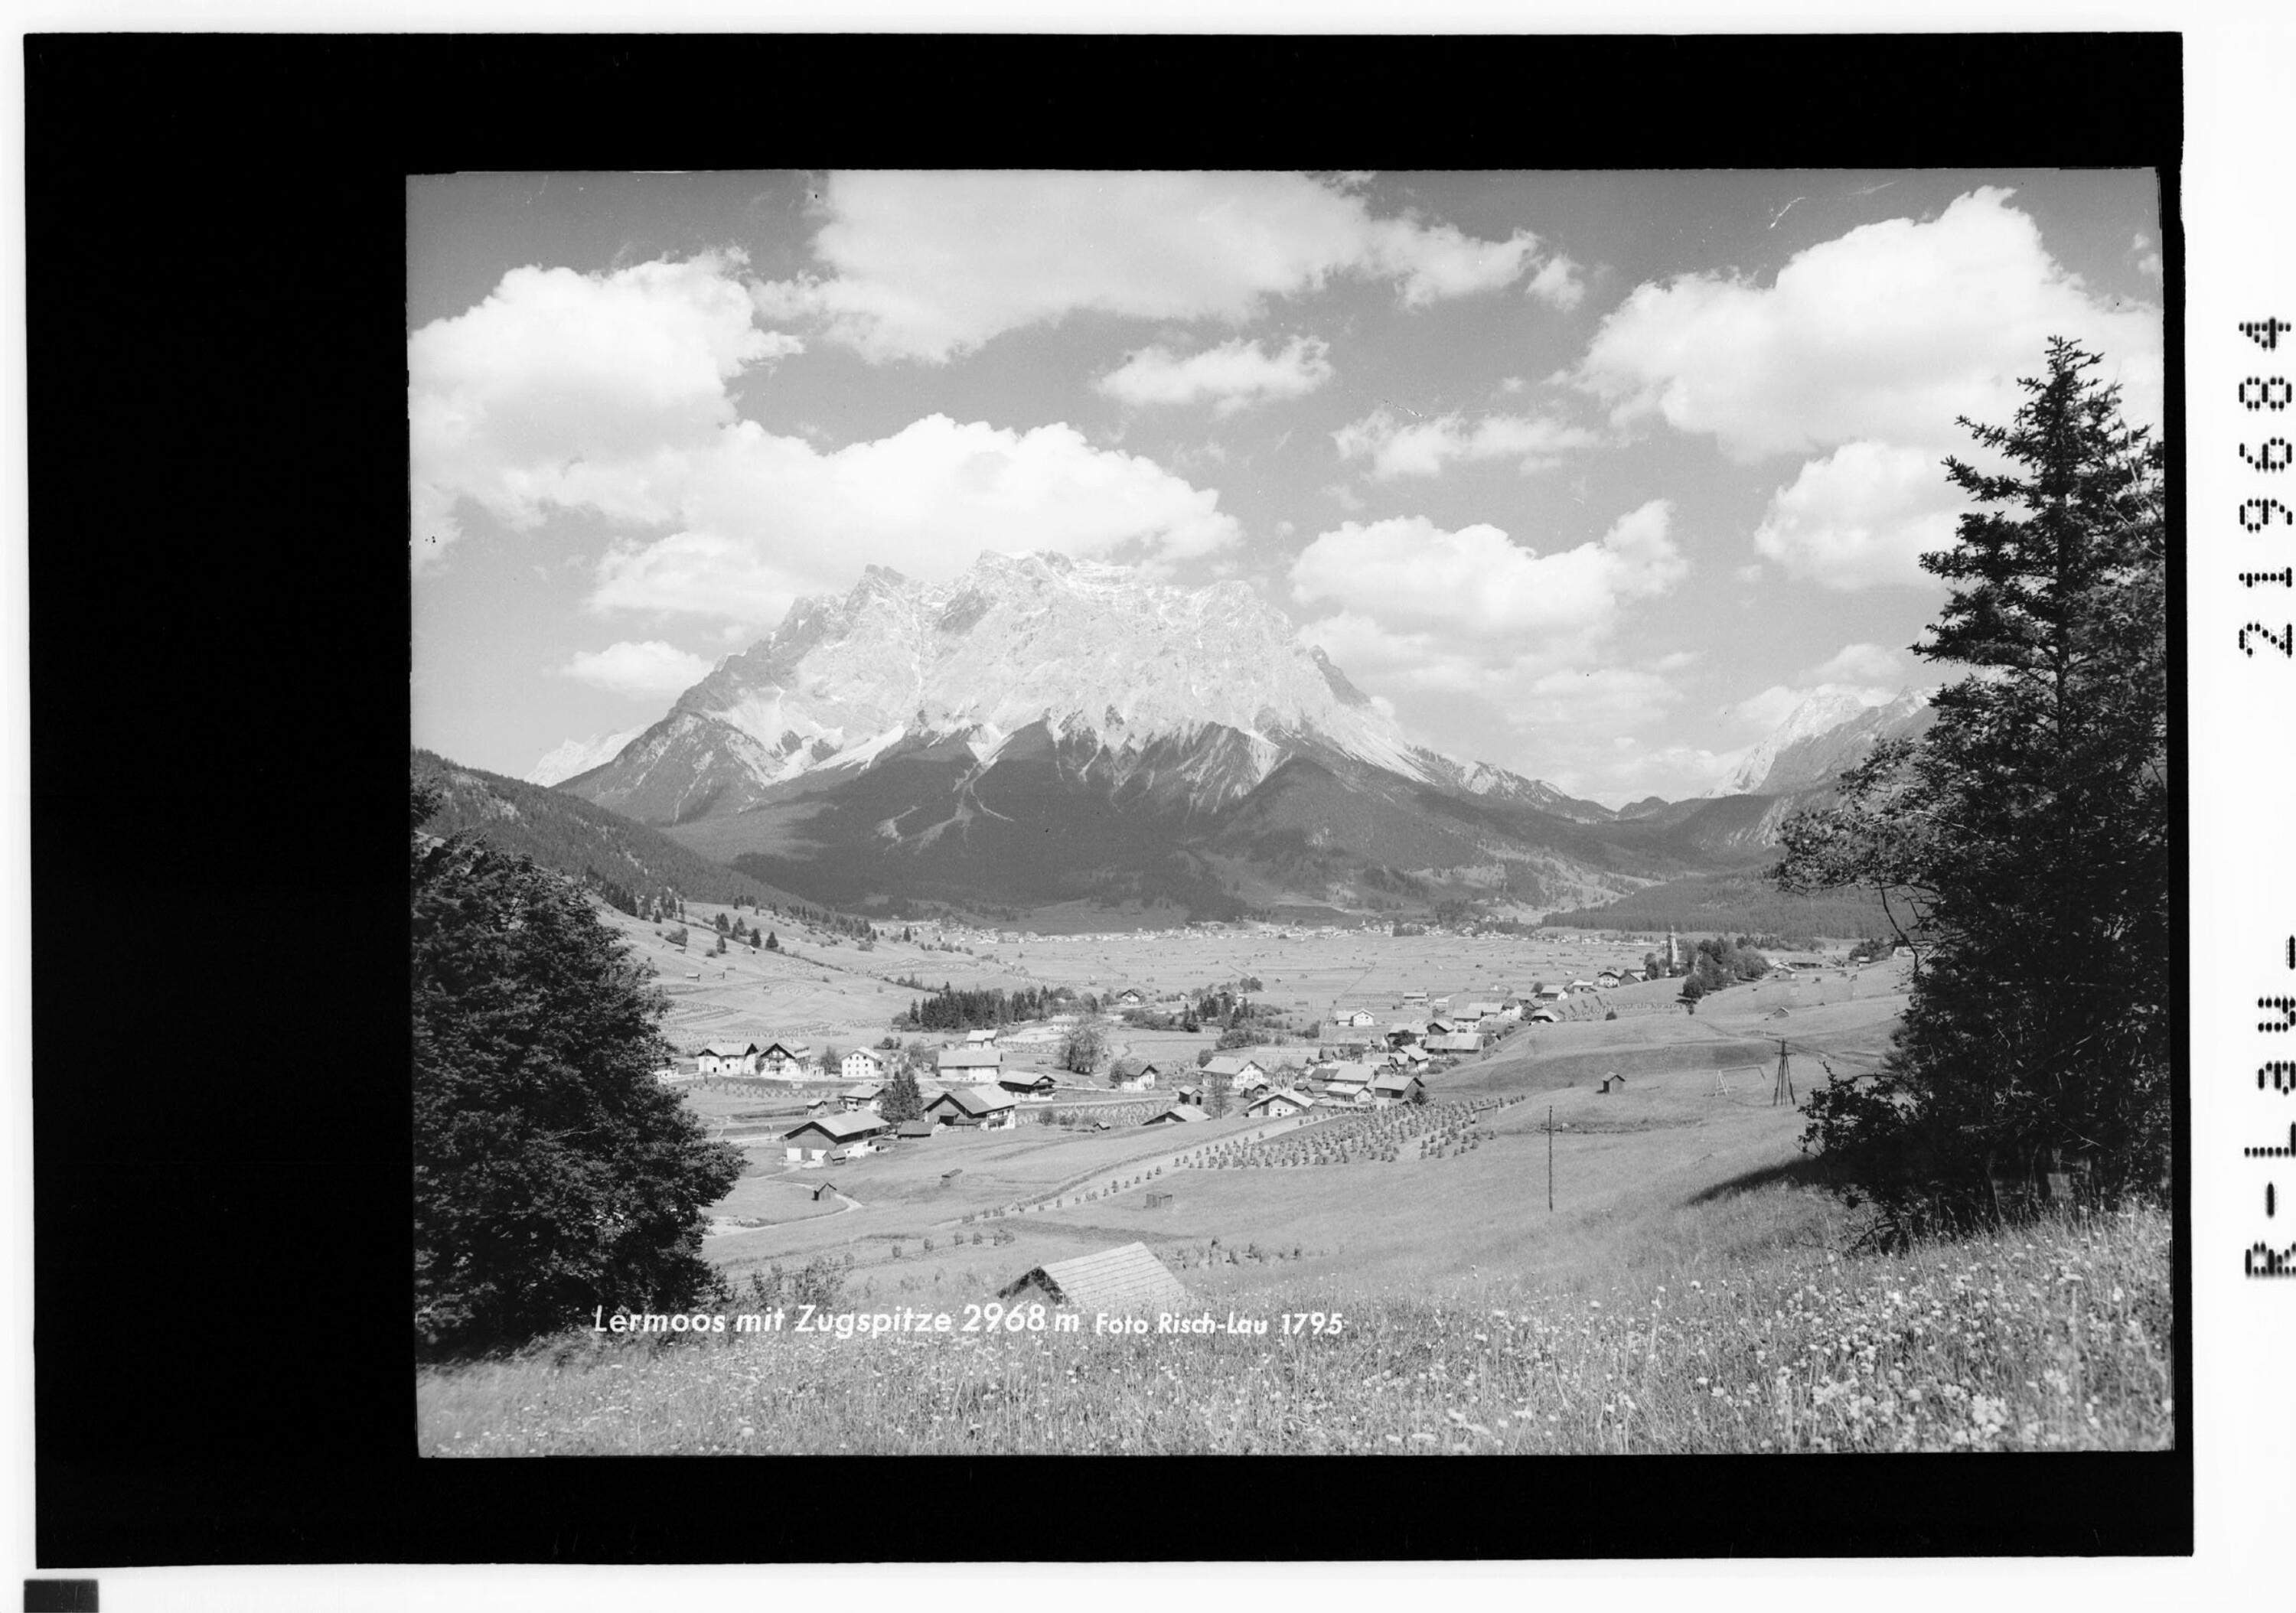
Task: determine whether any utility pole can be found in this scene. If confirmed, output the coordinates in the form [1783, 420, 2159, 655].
[1773, 1038, 1795, 1107]
[1547, 1105, 1554, 1211]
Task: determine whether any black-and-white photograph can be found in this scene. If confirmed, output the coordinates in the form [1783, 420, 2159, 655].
[406, 167, 2170, 1459]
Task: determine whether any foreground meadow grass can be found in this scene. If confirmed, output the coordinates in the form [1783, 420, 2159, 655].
[418, 1195, 2172, 1455]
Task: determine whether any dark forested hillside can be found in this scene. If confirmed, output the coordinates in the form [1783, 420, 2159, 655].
[411, 748, 830, 914]
[1541, 875, 1894, 942]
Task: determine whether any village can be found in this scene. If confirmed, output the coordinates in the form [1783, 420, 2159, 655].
[598, 894, 1910, 1308]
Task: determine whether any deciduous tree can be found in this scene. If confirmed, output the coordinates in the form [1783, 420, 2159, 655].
[413, 780, 741, 1357]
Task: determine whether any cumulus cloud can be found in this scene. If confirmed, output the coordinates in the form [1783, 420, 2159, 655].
[1805, 641, 1905, 685]
[1290, 500, 1687, 686]
[1097, 336, 1333, 415]
[1525, 254, 1587, 311]
[1575, 187, 2164, 461]
[560, 640, 719, 699]
[1332, 407, 1597, 479]
[409, 254, 1241, 617]
[748, 171, 1548, 363]
[1752, 441, 1966, 589]
[409, 251, 797, 565]
[592, 414, 1241, 622]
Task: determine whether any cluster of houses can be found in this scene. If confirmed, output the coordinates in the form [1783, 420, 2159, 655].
[1101, 1048, 1430, 1123]
[778, 1082, 1030, 1165]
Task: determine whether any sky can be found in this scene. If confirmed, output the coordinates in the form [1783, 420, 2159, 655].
[409, 169, 2164, 806]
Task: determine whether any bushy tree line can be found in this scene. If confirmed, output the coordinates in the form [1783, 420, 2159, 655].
[1775, 340, 2168, 1243]
[905, 983, 1075, 1031]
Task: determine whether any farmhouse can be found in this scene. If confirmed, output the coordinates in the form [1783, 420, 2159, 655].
[696, 1041, 760, 1077]
[1525, 1008, 1561, 1025]
[1202, 1054, 1265, 1086]
[1465, 1001, 1504, 1019]
[1113, 988, 1147, 1007]
[758, 1039, 811, 1074]
[840, 1083, 884, 1113]
[1230, 1067, 1271, 1096]
[965, 1028, 1000, 1044]
[782, 1110, 891, 1165]
[997, 1242, 1189, 1315]
[925, 1086, 1018, 1129]
[1143, 1103, 1208, 1126]
[840, 1048, 888, 1082]
[936, 1045, 1005, 1083]
[1246, 1087, 1313, 1119]
[996, 1069, 1058, 1099]
[1596, 971, 1622, 988]
[1424, 1031, 1483, 1055]
[1388, 1044, 1431, 1068]
[1107, 1056, 1161, 1093]
[1345, 1010, 1380, 1028]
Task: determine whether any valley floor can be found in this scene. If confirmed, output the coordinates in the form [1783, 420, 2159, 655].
[416, 972, 2174, 1455]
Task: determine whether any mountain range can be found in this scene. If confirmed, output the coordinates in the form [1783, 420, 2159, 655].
[530, 553, 1932, 926]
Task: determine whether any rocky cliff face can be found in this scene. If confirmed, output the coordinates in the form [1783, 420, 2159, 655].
[559, 551, 1578, 826]
[1724, 688, 1936, 797]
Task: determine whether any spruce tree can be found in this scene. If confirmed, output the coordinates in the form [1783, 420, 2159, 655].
[1777, 338, 2167, 1240]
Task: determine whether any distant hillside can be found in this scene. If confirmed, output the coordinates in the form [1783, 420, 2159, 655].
[411, 748, 844, 917]
[1541, 873, 1895, 942]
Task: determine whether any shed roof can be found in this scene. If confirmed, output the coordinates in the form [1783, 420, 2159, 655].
[998, 1242, 1189, 1314]
[1368, 1070, 1420, 1093]
[783, 1110, 890, 1142]
[700, 1041, 759, 1057]
[1146, 1103, 1208, 1124]
[1247, 1087, 1313, 1111]
[895, 1118, 937, 1137]
[937, 1046, 1004, 1067]
[928, 1085, 1017, 1117]
[1202, 1055, 1262, 1077]
[1107, 1055, 1160, 1080]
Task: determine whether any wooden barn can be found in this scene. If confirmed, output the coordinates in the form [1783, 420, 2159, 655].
[997, 1241, 1189, 1315]
[782, 1110, 890, 1165]
[926, 1086, 1018, 1129]
[1143, 1103, 1208, 1126]
[1367, 1070, 1426, 1107]
[936, 1045, 1005, 1083]
[1245, 1087, 1313, 1119]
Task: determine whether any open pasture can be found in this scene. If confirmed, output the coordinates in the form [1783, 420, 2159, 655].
[692, 974, 1902, 1312]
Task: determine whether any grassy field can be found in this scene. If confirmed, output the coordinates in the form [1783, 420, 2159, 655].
[414, 937, 2175, 1456]
[418, 1193, 2170, 1455]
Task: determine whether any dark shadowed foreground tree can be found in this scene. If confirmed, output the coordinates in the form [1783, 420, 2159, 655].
[1775, 339, 2168, 1244]
[413, 780, 742, 1357]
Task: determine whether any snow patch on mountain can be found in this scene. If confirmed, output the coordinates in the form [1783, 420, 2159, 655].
[525, 725, 649, 786]
[1722, 686, 1936, 797]
[566, 551, 1593, 823]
